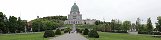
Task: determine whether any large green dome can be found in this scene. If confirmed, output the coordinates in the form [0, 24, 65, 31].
[70, 3, 79, 13]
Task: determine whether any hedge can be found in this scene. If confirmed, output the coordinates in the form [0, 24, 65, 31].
[43, 30, 55, 38]
[88, 29, 99, 38]
[55, 29, 61, 35]
[83, 28, 89, 35]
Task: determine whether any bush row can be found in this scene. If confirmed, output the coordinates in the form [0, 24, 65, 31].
[82, 28, 99, 38]
[43, 29, 62, 38]
[113, 31, 127, 33]
[138, 31, 161, 35]
[76, 28, 83, 33]
[151, 32, 161, 35]
[138, 31, 148, 34]
[64, 28, 71, 33]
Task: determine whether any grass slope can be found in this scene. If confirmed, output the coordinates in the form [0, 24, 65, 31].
[89, 32, 161, 40]
[0, 32, 48, 40]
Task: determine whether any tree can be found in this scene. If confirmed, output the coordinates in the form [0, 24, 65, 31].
[115, 19, 122, 31]
[136, 18, 141, 31]
[155, 23, 160, 31]
[138, 24, 148, 34]
[110, 19, 122, 32]
[3, 15, 9, 33]
[110, 19, 115, 31]
[0, 12, 8, 33]
[31, 16, 65, 32]
[122, 21, 131, 32]
[130, 23, 136, 32]
[146, 18, 153, 33]
[104, 22, 111, 32]
[95, 20, 100, 25]
[32, 19, 41, 32]
[157, 16, 161, 32]
[43, 16, 67, 21]
[95, 20, 103, 25]
[8, 16, 18, 33]
[17, 17, 26, 33]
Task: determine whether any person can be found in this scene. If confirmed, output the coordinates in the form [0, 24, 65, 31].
[68, 31, 70, 34]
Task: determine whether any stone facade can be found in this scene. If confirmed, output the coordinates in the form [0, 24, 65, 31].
[82, 19, 97, 25]
[64, 3, 96, 25]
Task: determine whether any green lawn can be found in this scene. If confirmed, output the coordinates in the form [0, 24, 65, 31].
[0, 32, 48, 40]
[88, 32, 161, 40]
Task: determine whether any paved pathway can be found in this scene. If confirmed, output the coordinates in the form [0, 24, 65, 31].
[50, 32, 88, 40]
[50, 24, 88, 40]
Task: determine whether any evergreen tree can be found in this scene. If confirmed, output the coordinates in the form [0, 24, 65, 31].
[8, 16, 17, 33]
[95, 20, 100, 25]
[136, 18, 141, 31]
[0, 12, 7, 33]
[146, 18, 153, 34]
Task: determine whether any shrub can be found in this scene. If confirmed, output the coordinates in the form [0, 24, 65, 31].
[61, 29, 64, 31]
[151, 32, 161, 35]
[114, 31, 127, 33]
[76, 28, 83, 33]
[83, 28, 89, 35]
[79, 29, 83, 33]
[88, 29, 99, 38]
[76, 28, 80, 33]
[43, 30, 55, 38]
[138, 31, 148, 34]
[64, 30, 69, 33]
[55, 29, 61, 35]
[64, 28, 71, 33]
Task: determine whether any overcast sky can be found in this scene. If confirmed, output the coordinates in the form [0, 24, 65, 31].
[0, 0, 161, 26]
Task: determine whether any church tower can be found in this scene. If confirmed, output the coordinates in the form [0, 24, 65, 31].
[64, 3, 82, 24]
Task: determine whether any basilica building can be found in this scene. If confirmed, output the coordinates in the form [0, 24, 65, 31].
[64, 3, 96, 25]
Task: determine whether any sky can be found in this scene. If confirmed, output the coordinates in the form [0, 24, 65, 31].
[0, 0, 161, 26]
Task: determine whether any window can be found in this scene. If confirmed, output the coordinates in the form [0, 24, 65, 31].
[73, 16, 76, 17]
[73, 18, 76, 19]
[73, 12, 76, 14]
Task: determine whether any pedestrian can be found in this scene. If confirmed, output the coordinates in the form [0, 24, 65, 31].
[69, 31, 70, 34]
